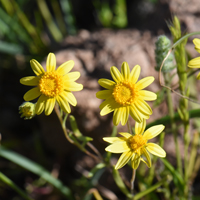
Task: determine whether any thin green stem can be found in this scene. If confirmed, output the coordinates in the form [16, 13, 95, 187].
[127, 118, 132, 134]
[130, 169, 136, 195]
[164, 73, 183, 176]
[54, 104, 100, 161]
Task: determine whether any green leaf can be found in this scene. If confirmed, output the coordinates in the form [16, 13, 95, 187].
[0, 147, 74, 200]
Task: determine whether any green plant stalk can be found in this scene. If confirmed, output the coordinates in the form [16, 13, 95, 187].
[164, 73, 183, 176]
[146, 108, 200, 128]
[54, 104, 100, 162]
[187, 131, 199, 180]
[132, 176, 171, 200]
[0, 172, 33, 200]
[112, 168, 132, 199]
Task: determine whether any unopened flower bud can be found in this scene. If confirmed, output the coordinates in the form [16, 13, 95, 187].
[155, 35, 174, 72]
[19, 102, 35, 120]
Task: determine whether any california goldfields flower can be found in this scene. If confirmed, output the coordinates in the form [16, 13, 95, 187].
[96, 62, 157, 125]
[188, 38, 200, 79]
[20, 53, 83, 115]
[103, 119, 166, 169]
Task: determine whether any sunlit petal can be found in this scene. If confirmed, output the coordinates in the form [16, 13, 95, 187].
[131, 153, 141, 169]
[130, 65, 141, 84]
[23, 87, 41, 101]
[143, 125, 165, 140]
[45, 97, 56, 115]
[20, 76, 39, 86]
[129, 105, 142, 123]
[30, 59, 45, 76]
[121, 62, 130, 80]
[63, 71, 80, 82]
[57, 95, 71, 113]
[46, 53, 56, 72]
[138, 90, 157, 101]
[35, 95, 47, 115]
[142, 148, 151, 168]
[135, 77, 154, 90]
[57, 60, 74, 75]
[96, 90, 113, 99]
[188, 57, 200, 68]
[110, 66, 123, 83]
[98, 79, 116, 89]
[105, 142, 130, 153]
[115, 151, 134, 169]
[103, 137, 126, 143]
[119, 132, 132, 139]
[146, 143, 166, 157]
[135, 119, 146, 135]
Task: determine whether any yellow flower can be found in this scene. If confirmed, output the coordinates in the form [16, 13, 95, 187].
[103, 119, 166, 170]
[19, 102, 36, 120]
[96, 62, 157, 125]
[188, 38, 200, 79]
[20, 53, 83, 115]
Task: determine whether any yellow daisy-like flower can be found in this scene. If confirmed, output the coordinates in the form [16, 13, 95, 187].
[103, 119, 166, 170]
[96, 62, 157, 125]
[20, 53, 83, 115]
[188, 38, 200, 79]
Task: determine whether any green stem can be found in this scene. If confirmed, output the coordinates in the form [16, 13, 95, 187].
[146, 108, 200, 129]
[164, 73, 183, 176]
[130, 169, 136, 195]
[132, 176, 171, 200]
[0, 172, 33, 200]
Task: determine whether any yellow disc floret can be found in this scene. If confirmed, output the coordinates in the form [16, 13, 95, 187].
[128, 135, 147, 153]
[39, 71, 64, 97]
[112, 81, 137, 105]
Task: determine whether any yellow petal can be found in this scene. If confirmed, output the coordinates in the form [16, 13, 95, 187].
[142, 148, 151, 168]
[121, 62, 130, 80]
[188, 57, 200, 68]
[135, 76, 154, 90]
[105, 142, 130, 153]
[20, 76, 39, 86]
[56, 95, 71, 113]
[130, 65, 141, 84]
[64, 81, 83, 91]
[110, 66, 123, 83]
[96, 90, 113, 99]
[64, 71, 80, 82]
[131, 153, 141, 169]
[46, 53, 56, 72]
[121, 107, 129, 126]
[57, 60, 74, 75]
[23, 87, 41, 101]
[193, 38, 200, 54]
[35, 95, 47, 115]
[113, 108, 121, 125]
[103, 137, 126, 143]
[135, 99, 152, 116]
[135, 118, 146, 135]
[100, 98, 116, 116]
[138, 90, 157, 101]
[119, 132, 132, 139]
[30, 59, 45, 76]
[146, 143, 166, 157]
[115, 151, 134, 169]
[45, 97, 56, 115]
[98, 79, 116, 89]
[143, 125, 165, 140]
[129, 105, 142, 123]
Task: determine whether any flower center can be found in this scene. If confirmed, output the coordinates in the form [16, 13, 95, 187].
[128, 135, 147, 153]
[39, 71, 64, 97]
[112, 81, 137, 105]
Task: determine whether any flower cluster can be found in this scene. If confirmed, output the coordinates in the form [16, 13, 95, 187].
[96, 62, 166, 169]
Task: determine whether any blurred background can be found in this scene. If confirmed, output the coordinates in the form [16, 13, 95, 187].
[0, 0, 200, 199]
